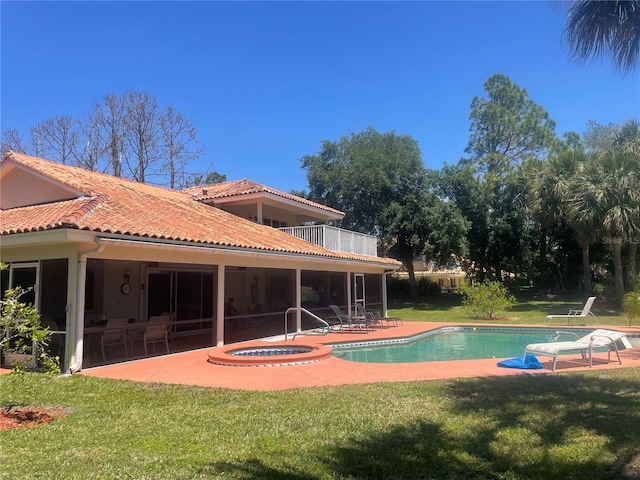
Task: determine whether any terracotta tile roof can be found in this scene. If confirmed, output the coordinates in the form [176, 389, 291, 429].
[182, 178, 345, 217]
[1, 152, 398, 266]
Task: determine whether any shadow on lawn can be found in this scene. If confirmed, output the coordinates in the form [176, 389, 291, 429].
[203, 374, 640, 480]
[441, 374, 640, 480]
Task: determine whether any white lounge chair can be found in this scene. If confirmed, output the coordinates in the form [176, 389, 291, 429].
[545, 296, 598, 325]
[524, 329, 630, 371]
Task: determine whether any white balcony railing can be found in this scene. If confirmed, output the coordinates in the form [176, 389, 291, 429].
[279, 225, 378, 257]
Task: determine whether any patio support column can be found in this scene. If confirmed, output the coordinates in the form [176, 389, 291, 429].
[295, 268, 301, 332]
[347, 271, 353, 316]
[65, 254, 80, 373]
[70, 242, 104, 372]
[382, 272, 389, 317]
[256, 202, 263, 224]
[216, 264, 225, 346]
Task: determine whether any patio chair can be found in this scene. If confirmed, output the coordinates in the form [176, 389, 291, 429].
[355, 303, 401, 327]
[523, 329, 630, 371]
[353, 303, 379, 329]
[341, 304, 376, 332]
[328, 304, 371, 332]
[143, 322, 170, 356]
[355, 303, 395, 329]
[149, 314, 171, 324]
[40, 317, 64, 358]
[100, 317, 129, 361]
[159, 311, 176, 341]
[545, 296, 598, 325]
[326, 304, 351, 331]
[128, 315, 172, 351]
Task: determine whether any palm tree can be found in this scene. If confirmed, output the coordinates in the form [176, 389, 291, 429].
[602, 152, 640, 303]
[614, 118, 640, 155]
[562, 154, 601, 297]
[564, 0, 640, 73]
[614, 120, 640, 284]
[568, 152, 640, 305]
[528, 149, 586, 291]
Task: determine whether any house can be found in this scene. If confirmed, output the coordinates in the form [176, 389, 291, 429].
[183, 179, 378, 256]
[394, 257, 466, 293]
[0, 151, 400, 372]
[182, 178, 345, 228]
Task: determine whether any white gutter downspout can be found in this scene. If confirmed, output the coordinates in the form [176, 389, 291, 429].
[68, 241, 105, 373]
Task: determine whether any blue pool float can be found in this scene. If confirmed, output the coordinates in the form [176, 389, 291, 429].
[497, 354, 544, 370]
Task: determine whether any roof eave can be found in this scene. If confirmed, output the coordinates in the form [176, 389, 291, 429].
[0, 229, 400, 269]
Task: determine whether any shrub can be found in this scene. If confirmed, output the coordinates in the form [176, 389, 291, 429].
[387, 276, 412, 300]
[623, 279, 640, 327]
[416, 277, 442, 297]
[460, 280, 516, 320]
[0, 264, 60, 375]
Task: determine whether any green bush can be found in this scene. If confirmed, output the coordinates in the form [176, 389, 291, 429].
[623, 279, 640, 326]
[416, 277, 442, 296]
[0, 264, 60, 375]
[460, 280, 516, 320]
[387, 276, 412, 300]
[388, 276, 446, 301]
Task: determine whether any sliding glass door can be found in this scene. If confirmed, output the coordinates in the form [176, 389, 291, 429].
[147, 271, 173, 317]
[147, 268, 217, 335]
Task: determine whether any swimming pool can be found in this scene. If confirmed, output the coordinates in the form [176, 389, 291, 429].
[331, 327, 596, 363]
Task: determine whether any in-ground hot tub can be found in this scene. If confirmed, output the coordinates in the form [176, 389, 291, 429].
[207, 343, 333, 366]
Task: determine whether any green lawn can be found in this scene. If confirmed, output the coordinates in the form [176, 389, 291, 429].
[388, 293, 633, 326]
[1, 296, 639, 479]
[2, 370, 640, 480]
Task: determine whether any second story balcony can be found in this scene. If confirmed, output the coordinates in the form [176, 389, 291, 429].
[279, 225, 378, 257]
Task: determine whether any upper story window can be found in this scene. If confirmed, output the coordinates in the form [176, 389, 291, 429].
[262, 218, 287, 228]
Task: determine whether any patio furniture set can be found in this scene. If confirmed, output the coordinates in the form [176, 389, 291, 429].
[526, 297, 634, 370]
[325, 304, 402, 333]
[90, 313, 173, 361]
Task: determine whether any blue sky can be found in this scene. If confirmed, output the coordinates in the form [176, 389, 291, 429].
[2, 1, 638, 192]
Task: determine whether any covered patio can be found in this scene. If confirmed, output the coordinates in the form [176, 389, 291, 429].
[0, 152, 399, 373]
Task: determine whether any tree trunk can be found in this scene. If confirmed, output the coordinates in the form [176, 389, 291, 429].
[629, 242, 638, 285]
[580, 240, 591, 296]
[493, 256, 502, 283]
[404, 260, 418, 299]
[110, 129, 121, 177]
[538, 228, 548, 278]
[613, 241, 624, 306]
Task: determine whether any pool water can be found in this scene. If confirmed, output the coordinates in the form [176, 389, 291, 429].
[230, 346, 313, 356]
[332, 327, 595, 363]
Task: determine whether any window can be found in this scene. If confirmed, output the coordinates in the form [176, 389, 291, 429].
[261, 218, 288, 228]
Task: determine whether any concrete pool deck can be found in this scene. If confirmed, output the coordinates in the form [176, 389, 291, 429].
[77, 322, 640, 391]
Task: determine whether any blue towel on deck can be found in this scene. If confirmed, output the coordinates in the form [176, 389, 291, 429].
[497, 354, 544, 370]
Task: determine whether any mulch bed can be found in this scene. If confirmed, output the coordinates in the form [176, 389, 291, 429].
[0, 406, 68, 430]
